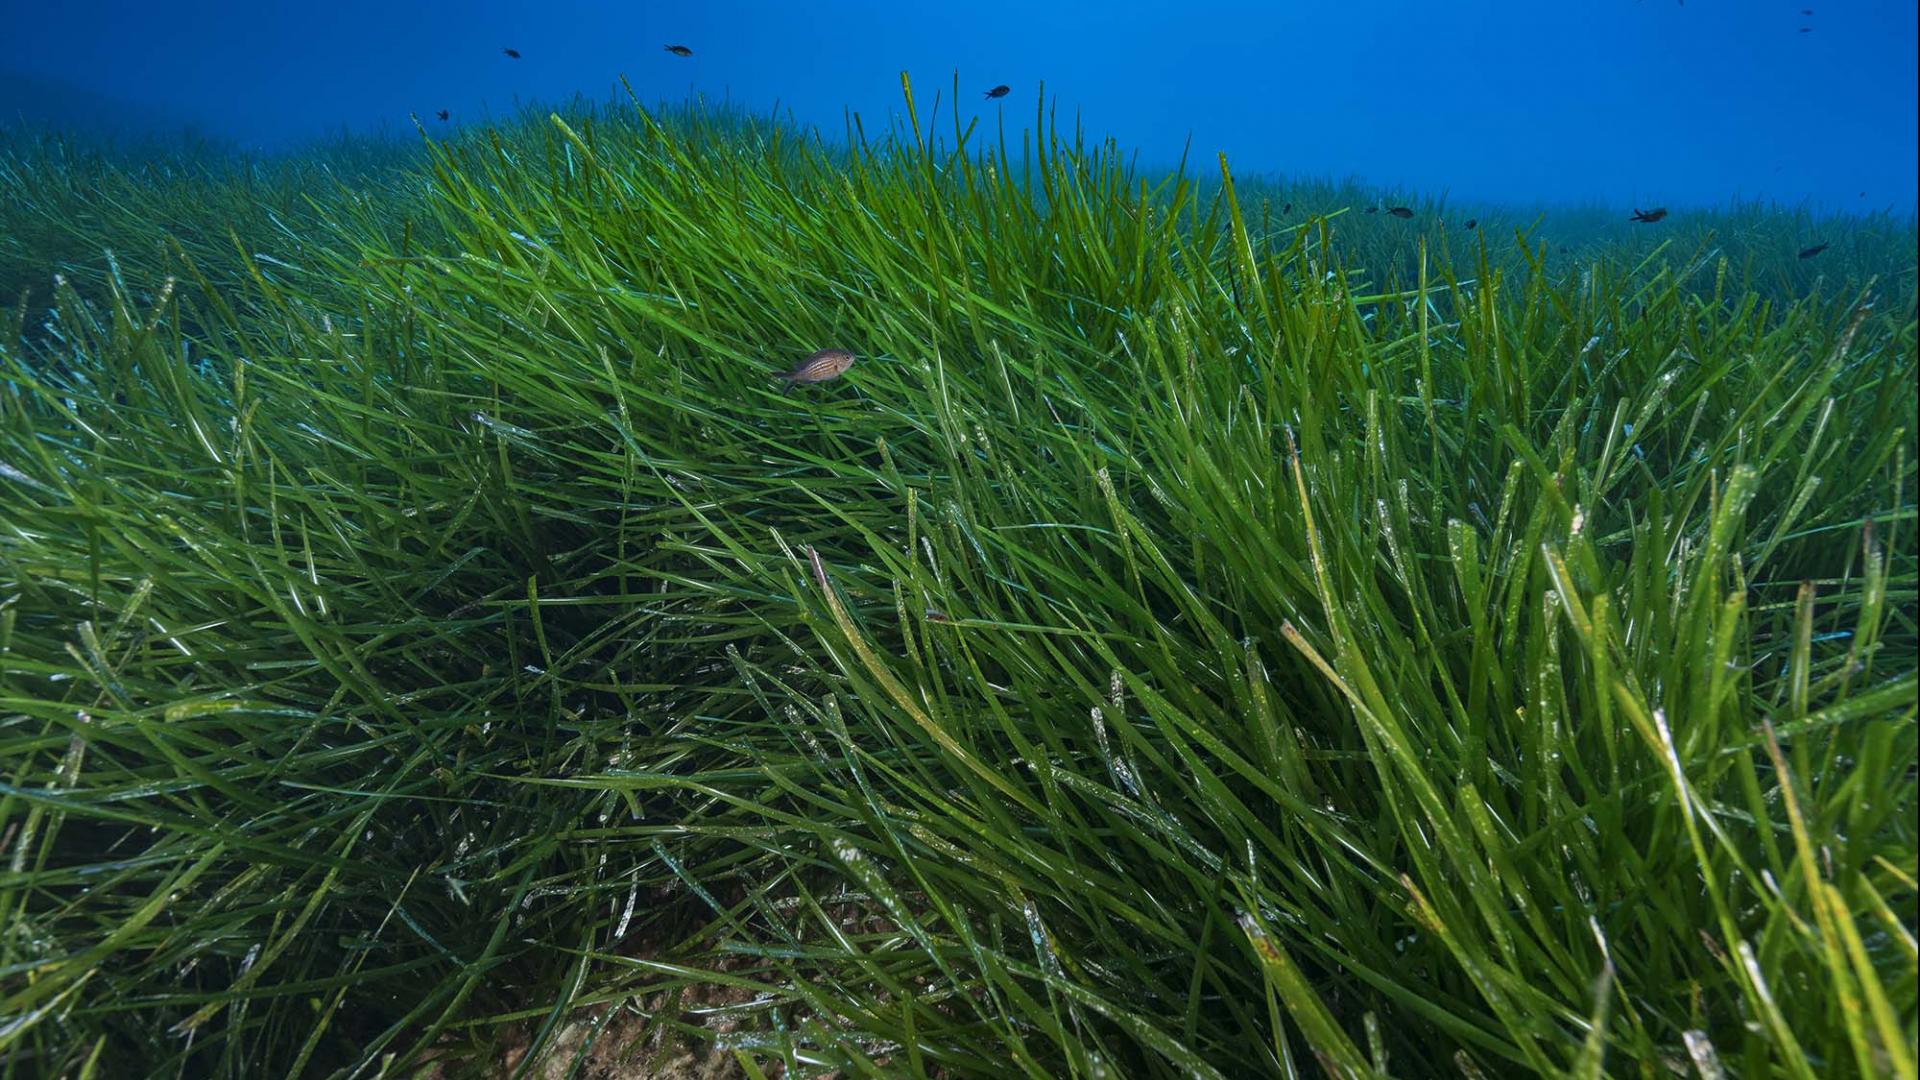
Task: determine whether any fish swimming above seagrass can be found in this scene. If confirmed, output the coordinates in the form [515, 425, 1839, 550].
[1630, 207, 1668, 223]
[1387, 206, 1414, 218]
[436, 110, 449, 121]
[1798, 242, 1829, 259]
[778, 348, 856, 394]
[665, 44, 693, 56]
[984, 85, 1011, 99]
[1464, 218, 1478, 229]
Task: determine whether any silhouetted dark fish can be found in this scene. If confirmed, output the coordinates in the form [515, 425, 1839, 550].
[1387, 206, 1414, 218]
[1365, 206, 1378, 214]
[665, 44, 693, 56]
[436, 110, 449, 121]
[1282, 202, 1292, 214]
[984, 85, 1011, 99]
[1798, 242, 1829, 259]
[503, 48, 521, 59]
[778, 348, 856, 393]
[1630, 207, 1668, 223]
[1464, 218, 1478, 229]
[1799, 27, 1812, 33]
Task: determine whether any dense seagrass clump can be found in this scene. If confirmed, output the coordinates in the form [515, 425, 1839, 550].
[1, 82, 1915, 1077]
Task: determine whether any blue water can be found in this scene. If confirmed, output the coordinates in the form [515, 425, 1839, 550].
[4, 0, 1915, 211]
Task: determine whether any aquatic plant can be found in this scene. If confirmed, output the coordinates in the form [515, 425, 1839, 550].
[1, 78, 1914, 1078]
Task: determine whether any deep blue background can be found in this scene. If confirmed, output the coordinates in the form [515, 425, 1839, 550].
[5, 0, 1915, 210]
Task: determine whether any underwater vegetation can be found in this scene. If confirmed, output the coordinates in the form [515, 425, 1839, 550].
[0, 80, 1916, 1078]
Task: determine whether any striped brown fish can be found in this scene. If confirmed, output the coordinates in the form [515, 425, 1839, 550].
[778, 348, 856, 394]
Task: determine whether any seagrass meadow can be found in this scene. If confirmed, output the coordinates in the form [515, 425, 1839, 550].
[1, 82, 1916, 1078]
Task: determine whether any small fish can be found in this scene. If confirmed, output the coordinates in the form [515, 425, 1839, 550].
[984, 85, 1011, 99]
[924, 607, 952, 623]
[1798, 26, 1812, 32]
[1463, 218, 1478, 229]
[1798, 242, 1829, 259]
[778, 348, 856, 393]
[1282, 202, 1292, 214]
[436, 110, 449, 121]
[665, 44, 693, 56]
[1387, 206, 1414, 218]
[1365, 206, 1379, 214]
[1630, 207, 1668, 223]
[503, 47, 521, 59]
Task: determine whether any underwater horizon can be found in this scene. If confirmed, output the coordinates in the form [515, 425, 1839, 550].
[2, 4, 1917, 1078]
[4, 0, 1918, 210]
